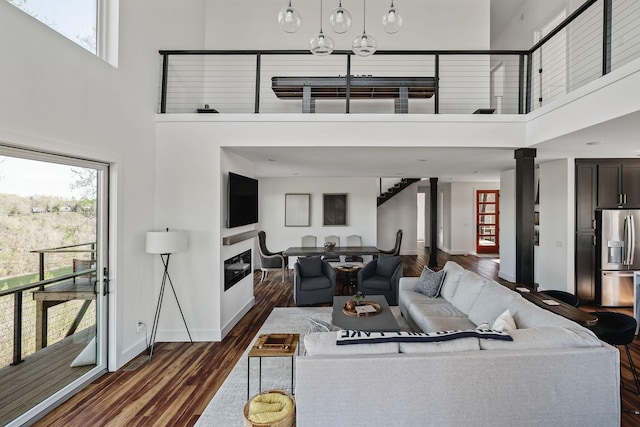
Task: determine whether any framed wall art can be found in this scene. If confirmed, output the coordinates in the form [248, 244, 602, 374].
[323, 193, 347, 226]
[285, 193, 310, 227]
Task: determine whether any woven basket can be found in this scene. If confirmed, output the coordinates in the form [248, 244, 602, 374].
[243, 390, 296, 427]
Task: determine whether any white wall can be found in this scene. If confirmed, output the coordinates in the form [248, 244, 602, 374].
[0, 0, 206, 370]
[377, 183, 418, 255]
[259, 177, 378, 258]
[499, 169, 516, 282]
[537, 159, 575, 292]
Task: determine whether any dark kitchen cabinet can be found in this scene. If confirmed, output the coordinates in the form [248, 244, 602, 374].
[597, 162, 640, 208]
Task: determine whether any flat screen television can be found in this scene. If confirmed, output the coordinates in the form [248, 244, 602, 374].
[227, 172, 259, 228]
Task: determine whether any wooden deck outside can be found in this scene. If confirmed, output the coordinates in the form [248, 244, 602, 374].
[0, 328, 94, 426]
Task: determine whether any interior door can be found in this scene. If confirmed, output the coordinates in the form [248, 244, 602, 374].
[476, 190, 499, 254]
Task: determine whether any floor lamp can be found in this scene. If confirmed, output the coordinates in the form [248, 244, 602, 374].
[145, 229, 193, 362]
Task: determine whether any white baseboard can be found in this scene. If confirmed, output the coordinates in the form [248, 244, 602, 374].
[119, 337, 148, 370]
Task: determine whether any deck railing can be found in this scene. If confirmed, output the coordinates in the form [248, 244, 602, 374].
[0, 242, 97, 367]
[158, 0, 640, 115]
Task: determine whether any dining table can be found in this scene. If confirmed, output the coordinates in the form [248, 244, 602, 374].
[283, 246, 380, 257]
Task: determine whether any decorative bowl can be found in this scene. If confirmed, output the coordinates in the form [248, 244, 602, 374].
[324, 242, 336, 251]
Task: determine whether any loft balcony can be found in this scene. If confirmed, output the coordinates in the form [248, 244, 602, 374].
[158, 0, 640, 117]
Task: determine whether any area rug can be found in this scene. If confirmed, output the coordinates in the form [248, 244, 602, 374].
[195, 306, 408, 426]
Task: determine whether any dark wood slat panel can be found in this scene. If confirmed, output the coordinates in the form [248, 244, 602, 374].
[34, 251, 640, 427]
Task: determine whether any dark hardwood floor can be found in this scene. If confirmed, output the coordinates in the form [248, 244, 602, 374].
[35, 252, 640, 426]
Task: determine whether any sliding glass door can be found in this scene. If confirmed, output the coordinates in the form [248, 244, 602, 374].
[0, 146, 109, 425]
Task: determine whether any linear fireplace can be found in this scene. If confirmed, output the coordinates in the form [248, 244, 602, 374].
[224, 249, 252, 291]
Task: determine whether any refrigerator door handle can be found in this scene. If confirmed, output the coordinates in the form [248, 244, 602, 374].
[624, 215, 631, 266]
[630, 214, 636, 266]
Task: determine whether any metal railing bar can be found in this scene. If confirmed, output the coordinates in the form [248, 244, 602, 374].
[161, 53, 169, 113]
[0, 269, 97, 297]
[12, 292, 23, 365]
[434, 54, 440, 114]
[159, 49, 529, 56]
[603, 0, 613, 75]
[518, 54, 525, 114]
[528, 0, 599, 54]
[254, 53, 261, 113]
[30, 242, 97, 253]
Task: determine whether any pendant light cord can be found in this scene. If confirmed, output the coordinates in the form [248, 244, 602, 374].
[363, 0, 367, 33]
[320, 0, 324, 32]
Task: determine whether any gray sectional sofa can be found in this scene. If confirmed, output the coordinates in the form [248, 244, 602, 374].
[295, 261, 620, 426]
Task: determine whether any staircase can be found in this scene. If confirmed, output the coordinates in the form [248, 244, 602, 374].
[377, 178, 421, 206]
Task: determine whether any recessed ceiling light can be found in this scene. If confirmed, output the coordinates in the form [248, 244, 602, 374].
[586, 141, 603, 145]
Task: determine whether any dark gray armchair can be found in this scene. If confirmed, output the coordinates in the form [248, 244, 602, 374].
[357, 256, 403, 305]
[257, 231, 288, 282]
[294, 256, 336, 305]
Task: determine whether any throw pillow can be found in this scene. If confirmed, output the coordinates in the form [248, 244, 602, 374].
[307, 318, 342, 334]
[375, 255, 400, 277]
[492, 309, 517, 332]
[414, 266, 445, 298]
[298, 256, 323, 277]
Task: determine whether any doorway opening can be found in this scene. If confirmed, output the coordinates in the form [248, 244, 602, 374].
[476, 190, 499, 254]
[0, 147, 109, 425]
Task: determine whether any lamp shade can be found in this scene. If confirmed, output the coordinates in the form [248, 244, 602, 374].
[145, 230, 188, 254]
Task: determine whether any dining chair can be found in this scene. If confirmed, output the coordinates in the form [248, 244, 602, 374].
[345, 235, 363, 263]
[378, 229, 403, 257]
[301, 235, 317, 247]
[257, 231, 288, 282]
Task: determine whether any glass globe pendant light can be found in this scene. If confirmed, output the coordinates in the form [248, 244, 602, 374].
[310, 0, 335, 56]
[382, 0, 403, 34]
[278, 0, 302, 33]
[352, 0, 376, 57]
[329, 0, 352, 34]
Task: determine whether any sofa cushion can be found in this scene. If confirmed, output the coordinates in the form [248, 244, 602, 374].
[479, 327, 602, 350]
[298, 256, 323, 277]
[300, 276, 331, 291]
[408, 299, 467, 319]
[492, 309, 517, 332]
[440, 261, 465, 300]
[399, 337, 480, 353]
[467, 281, 519, 326]
[415, 267, 445, 298]
[376, 255, 401, 277]
[304, 332, 399, 356]
[448, 270, 487, 314]
[412, 313, 477, 333]
[507, 297, 578, 329]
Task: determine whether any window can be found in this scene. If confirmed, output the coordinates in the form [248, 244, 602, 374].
[7, 0, 98, 54]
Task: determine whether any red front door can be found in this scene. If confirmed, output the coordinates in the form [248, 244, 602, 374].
[476, 190, 499, 254]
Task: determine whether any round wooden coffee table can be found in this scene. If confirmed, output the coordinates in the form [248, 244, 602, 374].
[335, 264, 361, 295]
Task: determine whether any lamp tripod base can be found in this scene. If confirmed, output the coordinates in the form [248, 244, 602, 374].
[148, 253, 193, 362]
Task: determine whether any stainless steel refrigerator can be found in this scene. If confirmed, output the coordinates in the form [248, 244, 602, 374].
[596, 209, 640, 307]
